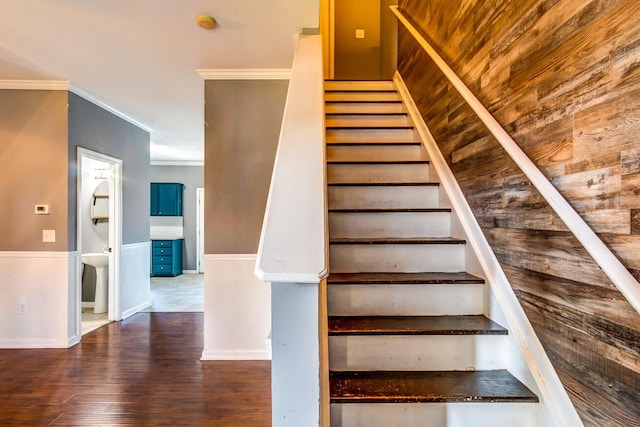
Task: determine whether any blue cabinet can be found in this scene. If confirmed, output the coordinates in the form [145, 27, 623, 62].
[151, 239, 183, 276]
[151, 183, 183, 216]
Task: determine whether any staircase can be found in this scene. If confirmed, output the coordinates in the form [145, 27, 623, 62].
[325, 81, 539, 426]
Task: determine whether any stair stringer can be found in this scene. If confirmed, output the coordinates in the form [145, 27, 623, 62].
[394, 72, 583, 427]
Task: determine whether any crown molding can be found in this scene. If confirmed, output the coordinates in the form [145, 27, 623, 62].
[69, 84, 154, 133]
[150, 161, 204, 166]
[0, 80, 69, 90]
[197, 69, 292, 80]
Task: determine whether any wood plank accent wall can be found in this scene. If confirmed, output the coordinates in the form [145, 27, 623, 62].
[396, 1, 640, 425]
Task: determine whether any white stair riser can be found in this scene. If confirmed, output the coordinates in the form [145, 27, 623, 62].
[327, 163, 430, 184]
[328, 284, 484, 316]
[325, 81, 396, 91]
[326, 115, 412, 128]
[330, 335, 507, 371]
[327, 144, 426, 162]
[327, 128, 417, 143]
[329, 212, 451, 238]
[325, 92, 401, 102]
[328, 186, 440, 209]
[331, 402, 538, 427]
[330, 244, 466, 273]
[325, 102, 407, 114]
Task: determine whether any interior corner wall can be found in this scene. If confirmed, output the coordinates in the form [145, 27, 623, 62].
[150, 165, 204, 271]
[397, 1, 640, 425]
[0, 90, 69, 252]
[334, 0, 382, 80]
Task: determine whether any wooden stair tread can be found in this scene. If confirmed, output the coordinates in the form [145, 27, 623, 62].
[327, 142, 421, 146]
[326, 125, 414, 130]
[329, 315, 507, 336]
[327, 160, 429, 165]
[326, 112, 408, 116]
[328, 182, 439, 187]
[325, 100, 403, 104]
[330, 237, 466, 245]
[327, 272, 484, 284]
[330, 370, 539, 403]
[329, 208, 450, 213]
[325, 90, 398, 94]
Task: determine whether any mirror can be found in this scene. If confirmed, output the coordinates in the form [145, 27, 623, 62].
[91, 181, 109, 240]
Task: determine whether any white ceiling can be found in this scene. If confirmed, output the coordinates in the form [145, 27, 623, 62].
[0, 0, 319, 162]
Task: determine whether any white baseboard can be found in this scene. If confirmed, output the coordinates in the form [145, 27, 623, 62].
[0, 338, 71, 349]
[201, 349, 271, 361]
[82, 302, 95, 308]
[121, 300, 152, 320]
[183, 270, 199, 274]
[68, 334, 81, 348]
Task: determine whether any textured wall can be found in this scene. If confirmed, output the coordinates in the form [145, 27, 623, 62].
[0, 90, 69, 251]
[204, 79, 288, 254]
[397, 0, 640, 425]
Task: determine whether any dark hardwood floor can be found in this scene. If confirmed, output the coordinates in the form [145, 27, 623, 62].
[0, 313, 271, 426]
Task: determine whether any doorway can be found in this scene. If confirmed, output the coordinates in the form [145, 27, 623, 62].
[77, 148, 123, 336]
[325, 0, 398, 80]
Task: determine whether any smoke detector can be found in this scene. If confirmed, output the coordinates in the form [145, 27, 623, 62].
[196, 14, 216, 30]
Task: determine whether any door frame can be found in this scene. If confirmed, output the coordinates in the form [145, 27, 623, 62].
[196, 187, 205, 273]
[321, 0, 335, 79]
[76, 148, 123, 332]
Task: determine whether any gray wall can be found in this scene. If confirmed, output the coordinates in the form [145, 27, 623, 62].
[0, 90, 70, 251]
[150, 165, 204, 270]
[68, 93, 150, 248]
[204, 79, 288, 254]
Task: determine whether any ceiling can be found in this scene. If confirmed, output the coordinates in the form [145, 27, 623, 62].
[0, 0, 319, 162]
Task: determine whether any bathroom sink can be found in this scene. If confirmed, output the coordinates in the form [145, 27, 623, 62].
[81, 252, 109, 267]
[81, 253, 109, 314]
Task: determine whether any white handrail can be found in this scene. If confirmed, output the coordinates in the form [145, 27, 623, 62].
[391, 6, 640, 314]
[255, 34, 328, 284]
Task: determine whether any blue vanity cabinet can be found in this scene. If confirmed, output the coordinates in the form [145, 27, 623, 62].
[150, 183, 183, 216]
[151, 239, 183, 276]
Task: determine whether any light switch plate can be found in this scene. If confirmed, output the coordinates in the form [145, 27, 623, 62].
[355, 29, 365, 39]
[35, 204, 50, 215]
[42, 229, 56, 243]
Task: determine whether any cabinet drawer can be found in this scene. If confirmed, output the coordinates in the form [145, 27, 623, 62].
[153, 247, 172, 256]
[153, 256, 172, 265]
[152, 240, 172, 248]
[152, 264, 173, 275]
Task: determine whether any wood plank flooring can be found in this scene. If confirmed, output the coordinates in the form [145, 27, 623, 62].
[0, 313, 270, 426]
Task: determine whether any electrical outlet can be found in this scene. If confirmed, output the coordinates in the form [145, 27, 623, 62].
[19, 299, 26, 315]
[355, 29, 365, 39]
[42, 229, 56, 242]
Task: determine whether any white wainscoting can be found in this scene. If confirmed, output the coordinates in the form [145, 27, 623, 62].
[0, 251, 75, 348]
[201, 254, 271, 360]
[120, 242, 151, 319]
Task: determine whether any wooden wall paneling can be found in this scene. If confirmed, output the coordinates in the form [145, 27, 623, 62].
[397, 0, 640, 423]
[504, 265, 640, 332]
[484, 227, 615, 288]
[559, 370, 640, 427]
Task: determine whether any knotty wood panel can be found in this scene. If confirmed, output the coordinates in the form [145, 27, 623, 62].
[397, 0, 640, 424]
